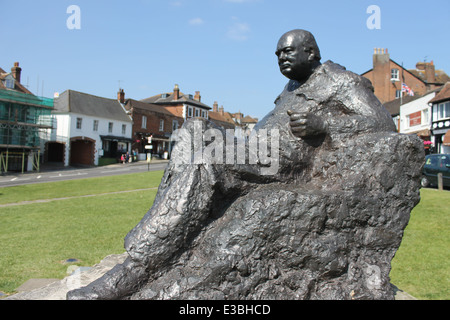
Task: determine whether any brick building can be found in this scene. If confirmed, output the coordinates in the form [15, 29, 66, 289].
[124, 84, 258, 158]
[208, 101, 239, 130]
[123, 84, 212, 158]
[141, 84, 211, 121]
[361, 48, 449, 104]
[123, 95, 183, 158]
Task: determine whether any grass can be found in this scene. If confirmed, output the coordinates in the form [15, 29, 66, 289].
[0, 171, 162, 205]
[0, 171, 164, 294]
[0, 172, 448, 299]
[390, 188, 450, 300]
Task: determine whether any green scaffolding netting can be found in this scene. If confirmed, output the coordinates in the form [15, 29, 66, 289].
[0, 89, 53, 147]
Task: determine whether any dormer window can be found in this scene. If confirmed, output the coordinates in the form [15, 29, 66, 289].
[3, 75, 15, 89]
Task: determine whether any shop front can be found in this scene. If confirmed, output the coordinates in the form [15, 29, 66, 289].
[100, 135, 133, 162]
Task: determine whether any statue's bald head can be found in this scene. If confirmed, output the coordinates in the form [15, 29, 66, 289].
[276, 29, 321, 81]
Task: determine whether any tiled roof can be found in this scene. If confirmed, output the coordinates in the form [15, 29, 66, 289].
[126, 99, 176, 117]
[383, 87, 442, 116]
[242, 115, 258, 123]
[208, 111, 237, 128]
[383, 97, 411, 116]
[429, 82, 450, 104]
[408, 69, 450, 85]
[0, 66, 33, 94]
[141, 91, 211, 110]
[54, 90, 132, 122]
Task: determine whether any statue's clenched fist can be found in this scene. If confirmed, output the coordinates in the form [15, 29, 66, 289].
[287, 110, 327, 138]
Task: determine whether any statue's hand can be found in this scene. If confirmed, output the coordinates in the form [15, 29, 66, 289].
[287, 110, 327, 138]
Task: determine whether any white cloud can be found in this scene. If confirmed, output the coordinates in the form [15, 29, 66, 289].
[227, 21, 250, 41]
[189, 18, 205, 26]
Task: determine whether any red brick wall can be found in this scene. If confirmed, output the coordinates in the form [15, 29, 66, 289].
[363, 50, 427, 104]
[129, 108, 184, 151]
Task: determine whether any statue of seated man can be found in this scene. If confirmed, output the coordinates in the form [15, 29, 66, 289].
[67, 30, 422, 300]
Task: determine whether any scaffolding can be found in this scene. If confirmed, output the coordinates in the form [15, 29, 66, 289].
[0, 89, 53, 173]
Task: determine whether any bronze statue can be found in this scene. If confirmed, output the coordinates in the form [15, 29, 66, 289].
[67, 30, 423, 300]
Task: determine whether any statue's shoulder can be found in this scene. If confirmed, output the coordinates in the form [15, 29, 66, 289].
[323, 60, 374, 92]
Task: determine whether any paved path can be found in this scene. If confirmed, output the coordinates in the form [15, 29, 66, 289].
[0, 187, 159, 208]
[0, 160, 168, 188]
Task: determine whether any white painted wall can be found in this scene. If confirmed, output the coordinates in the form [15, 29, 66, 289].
[399, 92, 435, 134]
[52, 113, 131, 166]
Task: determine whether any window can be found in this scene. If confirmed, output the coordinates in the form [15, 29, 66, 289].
[103, 140, 110, 152]
[391, 68, 399, 81]
[172, 120, 179, 131]
[4, 78, 14, 89]
[405, 115, 410, 129]
[395, 90, 402, 99]
[439, 102, 450, 120]
[3, 75, 15, 89]
[108, 122, 113, 133]
[434, 102, 450, 121]
[142, 115, 147, 129]
[93, 120, 99, 131]
[201, 111, 206, 118]
[159, 119, 164, 131]
[422, 109, 429, 125]
[188, 107, 193, 117]
[426, 155, 438, 166]
[195, 109, 199, 117]
[122, 124, 126, 135]
[76, 117, 82, 129]
[440, 155, 450, 168]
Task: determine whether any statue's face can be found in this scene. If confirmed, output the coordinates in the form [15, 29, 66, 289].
[276, 33, 313, 81]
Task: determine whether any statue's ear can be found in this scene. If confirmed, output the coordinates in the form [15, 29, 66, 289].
[307, 47, 316, 62]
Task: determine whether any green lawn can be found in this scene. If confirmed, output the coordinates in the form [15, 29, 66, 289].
[390, 188, 450, 300]
[0, 171, 163, 205]
[0, 171, 164, 294]
[0, 173, 448, 299]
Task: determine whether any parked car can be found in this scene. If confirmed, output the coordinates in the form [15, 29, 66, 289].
[421, 154, 450, 188]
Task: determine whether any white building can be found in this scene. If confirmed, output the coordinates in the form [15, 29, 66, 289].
[48, 90, 132, 166]
[429, 82, 450, 154]
[399, 91, 436, 135]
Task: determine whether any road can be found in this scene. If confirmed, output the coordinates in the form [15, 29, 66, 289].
[0, 161, 168, 188]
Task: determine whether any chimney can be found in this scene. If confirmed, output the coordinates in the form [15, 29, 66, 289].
[11, 62, 22, 83]
[194, 91, 201, 102]
[117, 89, 125, 103]
[213, 101, 219, 112]
[372, 48, 391, 103]
[173, 84, 180, 100]
[219, 106, 224, 115]
[373, 48, 390, 67]
[234, 111, 243, 124]
[425, 61, 436, 84]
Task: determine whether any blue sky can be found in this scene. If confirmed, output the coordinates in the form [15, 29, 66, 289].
[1, 0, 449, 120]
